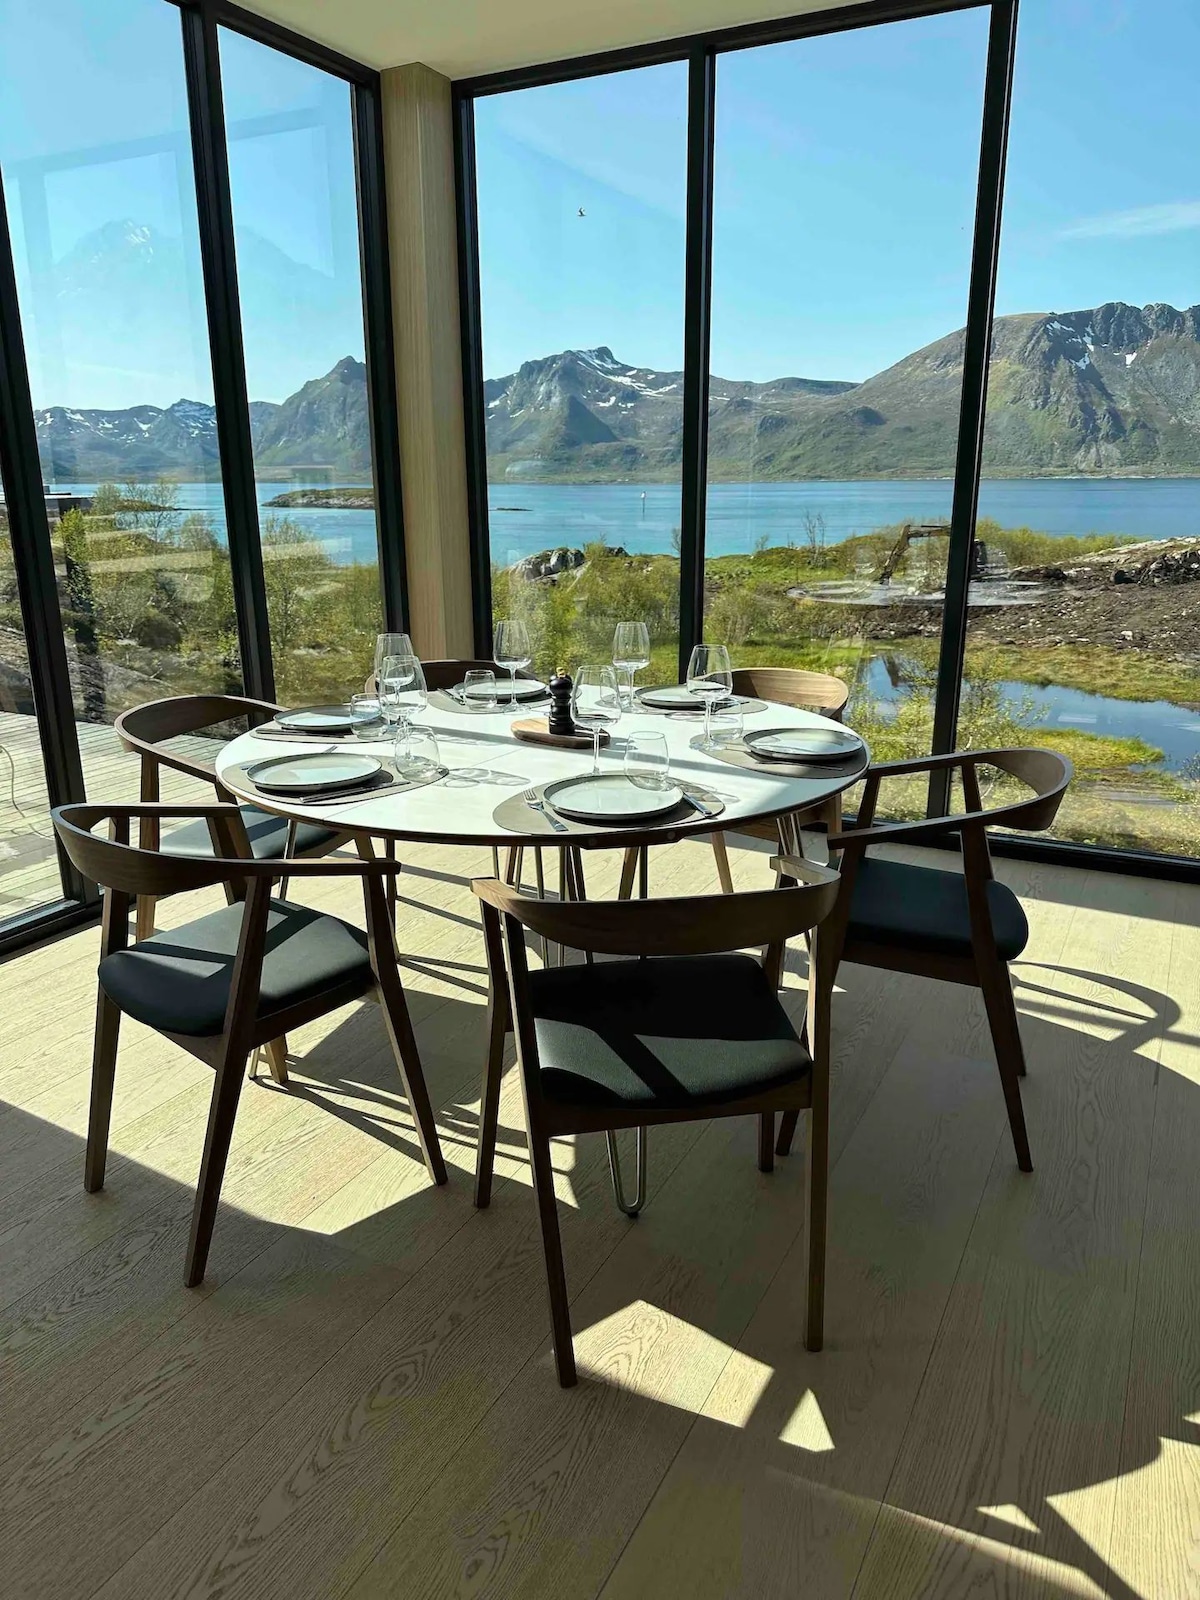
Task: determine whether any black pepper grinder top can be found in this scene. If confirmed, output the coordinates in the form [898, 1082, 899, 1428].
[547, 671, 575, 737]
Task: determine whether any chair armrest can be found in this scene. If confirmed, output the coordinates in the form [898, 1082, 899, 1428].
[770, 855, 841, 888]
[861, 751, 981, 779]
[826, 813, 976, 849]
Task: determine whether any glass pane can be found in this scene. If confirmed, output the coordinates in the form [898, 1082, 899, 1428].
[968, 0, 1200, 857]
[706, 15, 989, 815]
[0, 512, 60, 915]
[220, 29, 382, 704]
[474, 66, 688, 685]
[0, 0, 242, 791]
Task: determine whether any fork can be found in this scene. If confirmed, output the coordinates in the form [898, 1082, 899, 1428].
[524, 787, 568, 833]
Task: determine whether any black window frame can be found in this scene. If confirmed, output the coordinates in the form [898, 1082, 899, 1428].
[0, 0, 408, 953]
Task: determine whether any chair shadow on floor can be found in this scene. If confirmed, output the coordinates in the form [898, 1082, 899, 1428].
[3, 942, 1199, 1600]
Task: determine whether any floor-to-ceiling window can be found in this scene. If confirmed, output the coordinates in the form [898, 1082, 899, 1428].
[706, 14, 990, 787]
[220, 27, 384, 702]
[473, 65, 688, 682]
[963, 0, 1200, 857]
[0, 0, 240, 746]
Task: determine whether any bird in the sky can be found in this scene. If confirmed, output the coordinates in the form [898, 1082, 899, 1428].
[578, 207, 586, 217]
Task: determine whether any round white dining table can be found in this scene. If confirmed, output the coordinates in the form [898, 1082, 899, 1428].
[215, 698, 866, 853]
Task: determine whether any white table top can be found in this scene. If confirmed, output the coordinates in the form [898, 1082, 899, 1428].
[216, 699, 865, 849]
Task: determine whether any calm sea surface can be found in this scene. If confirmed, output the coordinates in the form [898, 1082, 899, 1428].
[60, 476, 1200, 567]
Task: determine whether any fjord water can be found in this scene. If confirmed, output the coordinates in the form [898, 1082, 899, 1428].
[62, 476, 1200, 565]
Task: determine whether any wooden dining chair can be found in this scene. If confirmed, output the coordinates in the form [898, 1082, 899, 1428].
[774, 747, 1072, 1173]
[472, 861, 840, 1386]
[52, 801, 447, 1288]
[708, 665, 851, 894]
[115, 694, 346, 939]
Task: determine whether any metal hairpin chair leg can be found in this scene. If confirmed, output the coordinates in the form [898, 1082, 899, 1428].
[606, 1128, 648, 1217]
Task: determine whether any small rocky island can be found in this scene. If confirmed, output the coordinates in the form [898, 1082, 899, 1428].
[264, 488, 375, 510]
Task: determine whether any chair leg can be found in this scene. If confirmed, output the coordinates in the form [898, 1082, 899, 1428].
[606, 1128, 647, 1217]
[85, 992, 122, 1193]
[618, 846, 638, 901]
[805, 1096, 829, 1351]
[384, 837, 399, 927]
[135, 895, 156, 941]
[711, 832, 734, 895]
[475, 993, 508, 1210]
[263, 1037, 289, 1087]
[978, 959, 1033, 1172]
[374, 970, 448, 1188]
[184, 1041, 249, 1288]
[776, 1108, 800, 1157]
[758, 1112, 775, 1174]
[528, 1125, 577, 1387]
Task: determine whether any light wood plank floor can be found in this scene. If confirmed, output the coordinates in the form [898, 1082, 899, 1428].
[1, 831, 1197, 1600]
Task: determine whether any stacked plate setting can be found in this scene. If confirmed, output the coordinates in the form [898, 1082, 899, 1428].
[743, 726, 863, 762]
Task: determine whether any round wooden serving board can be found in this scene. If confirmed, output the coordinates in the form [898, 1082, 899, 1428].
[511, 718, 611, 751]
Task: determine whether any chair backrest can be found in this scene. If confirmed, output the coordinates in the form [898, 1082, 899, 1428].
[115, 694, 279, 783]
[474, 866, 839, 960]
[975, 748, 1073, 833]
[364, 659, 543, 694]
[731, 666, 849, 720]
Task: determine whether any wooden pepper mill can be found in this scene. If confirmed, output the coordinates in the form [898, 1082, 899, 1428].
[547, 671, 575, 737]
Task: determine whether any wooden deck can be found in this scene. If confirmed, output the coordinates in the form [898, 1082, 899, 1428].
[0, 711, 218, 917]
[1, 836, 1198, 1599]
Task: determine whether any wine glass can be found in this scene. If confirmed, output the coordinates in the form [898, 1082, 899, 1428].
[612, 620, 651, 709]
[378, 652, 417, 736]
[686, 643, 733, 750]
[494, 619, 532, 704]
[373, 632, 414, 689]
[571, 665, 621, 774]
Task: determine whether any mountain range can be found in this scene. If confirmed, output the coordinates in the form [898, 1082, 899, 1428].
[32, 297, 1200, 484]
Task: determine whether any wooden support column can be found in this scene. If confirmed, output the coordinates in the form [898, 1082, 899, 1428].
[380, 62, 474, 659]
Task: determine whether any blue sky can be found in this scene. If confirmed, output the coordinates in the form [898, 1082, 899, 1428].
[0, 0, 1196, 406]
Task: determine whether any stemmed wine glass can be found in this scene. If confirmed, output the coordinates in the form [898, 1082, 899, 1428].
[686, 643, 733, 750]
[612, 621, 651, 709]
[494, 619, 532, 705]
[572, 665, 622, 774]
[373, 632, 414, 690]
[379, 653, 425, 739]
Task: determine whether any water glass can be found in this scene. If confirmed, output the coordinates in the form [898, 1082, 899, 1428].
[373, 632, 414, 688]
[349, 692, 384, 739]
[708, 704, 744, 748]
[378, 653, 416, 732]
[571, 664, 621, 773]
[624, 732, 670, 789]
[395, 724, 442, 780]
[463, 668, 497, 709]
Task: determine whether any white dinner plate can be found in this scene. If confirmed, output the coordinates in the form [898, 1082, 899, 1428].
[637, 685, 735, 711]
[744, 726, 863, 762]
[543, 773, 684, 822]
[458, 677, 547, 702]
[246, 752, 383, 794]
[275, 704, 361, 733]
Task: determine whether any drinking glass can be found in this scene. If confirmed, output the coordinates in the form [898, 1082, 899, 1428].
[494, 619, 533, 704]
[349, 692, 383, 740]
[571, 664, 621, 774]
[708, 703, 744, 748]
[373, 632, 414, 688]
[686, 643, 733, 750]
[394, 659, 428, 731]
[624, 732, 670, 790]
[463, 668, 497, 709]
[378, 652, 417, 734]
[612, 620, 651, 709]
[395, 724, 442, 780]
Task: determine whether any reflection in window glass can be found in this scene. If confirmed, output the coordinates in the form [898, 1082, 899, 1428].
[968, 0, 1200, 857]
[706, 15, 989, 812]
[0, 0, 242, 750]
[474, 66, 687, 683]
[220, 28, 382, 703]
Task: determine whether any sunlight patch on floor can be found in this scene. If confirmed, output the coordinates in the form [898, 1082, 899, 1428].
[978, 1502, 1041, 1533]
[779, 1388, 835, 1452]
[576, 1301, 770, 1414]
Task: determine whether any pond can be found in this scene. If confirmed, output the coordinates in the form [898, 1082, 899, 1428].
[861, 657, 1200, 772]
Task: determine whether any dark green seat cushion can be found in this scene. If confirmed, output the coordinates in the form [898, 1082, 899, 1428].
[529, 953, 809, 1111]
[161, 805, 338, 862]
[99, 898, 372, 1037]
[847, 856, 1029, 963]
